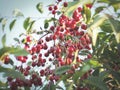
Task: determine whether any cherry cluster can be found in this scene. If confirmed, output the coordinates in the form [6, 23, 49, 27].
[5, 0, 92, 90]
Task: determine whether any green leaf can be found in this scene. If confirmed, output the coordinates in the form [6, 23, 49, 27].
[0, 81, 7, 87]
[89, 60, 101, 67]
[0, 18, 3, 23]
[81, 64, 91, 72]
[92, 68, 99, 76]
[99, 71, 109, 80]
[83, 5, 91, 23]
[111, 71, 120, 84]
[9, 59, 14, 65]
[49, 82, 56, 90]
[0, 66, 25, 79]
[88, 15, 106, 46]
[100, 20, 112, 33]
[23, 17, 30, 30]
[108, 17, 120, 43]
[0, 47, 29, 60]
[65, 83, 73, 90]
[9, 19, 16, 30]
[56, 85, 64, 90]
[44, 20, 49, 29]
[73, 70, 85, 84]
[24, 87, 30, 90]
[112, 3, 120, 11]
[55, 65, 71, 75]
[1, 18, 7, 31]
[2, 34, 6, 47]
[9, 47, 29, 56]
[13, 38, 20, 43]
[27, 20, 35, 33]
[95, 6, 106, 14]
[36, 2, 43, 13]
[88, 15, 106, 29]
[86, 76, 108, 90]
[64, 0, 92, 17]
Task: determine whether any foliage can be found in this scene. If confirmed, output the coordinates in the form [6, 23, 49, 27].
[0, 0, 120, 90]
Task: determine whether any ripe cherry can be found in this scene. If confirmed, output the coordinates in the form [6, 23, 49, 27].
[81, 24, 87, 30]
[86, 3, 92, 8]
[52, 10, 56, 14]
[40, 69, 45, 76]
[54, 5, 58, 10]
[26, 36, 32, 42]
[77, 7, 82, 12]
[63, 2, 68, 7]
[48, 6, 52, 11]
[4, 55, 10, 64]
[58, 0, 62, 2]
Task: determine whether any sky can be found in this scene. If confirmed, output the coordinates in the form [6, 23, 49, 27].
[0, 0, 55, 48]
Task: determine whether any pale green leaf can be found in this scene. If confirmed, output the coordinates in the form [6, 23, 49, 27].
[13, 9, 24, 17]
[1, 18, 7, 31]
[2, 34, 6, 47]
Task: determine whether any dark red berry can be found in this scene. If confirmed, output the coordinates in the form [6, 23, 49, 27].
[52, 10, 56, 14]
[58, 0, 62, 2]
[81, 24, 87, 30]
[48, 6, 52, 11]
[54, 5, 58, 10]
[63, 2, 68, 7]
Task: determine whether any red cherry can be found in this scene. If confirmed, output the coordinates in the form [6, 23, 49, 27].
[36, 44, 42, 52]
[48, 6, 52, 11]
[49, 75, 54, 81]
[56, 47, 61, 54]
[32, 55, 37, 60]
[44, 52, 49, 57]
[63, 2, 68, 7]
[26, 66, 31, 70]
[4, 55, 10, 64]
[81, 24, 87, 30]
[7, 77, 13, 82]
[26, 36, 32, 42]
[54, 5, 58, 10]
[87, 54, 92, 59]
[68, 46, 74, 52]
[50, 26, 55, 31]
[40, 70, 45, 76]
[58, 0, 62, 2]
[24, 71, 29, 76]
[52, 10, 56, 14]
[32, 62, 36, 67]
[45, 36, 50, 42]
[86, 3, 92, 8]
[77, 7, 82, 12]
[32, 73, 37, 79]
[43, 43, 48, 50]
